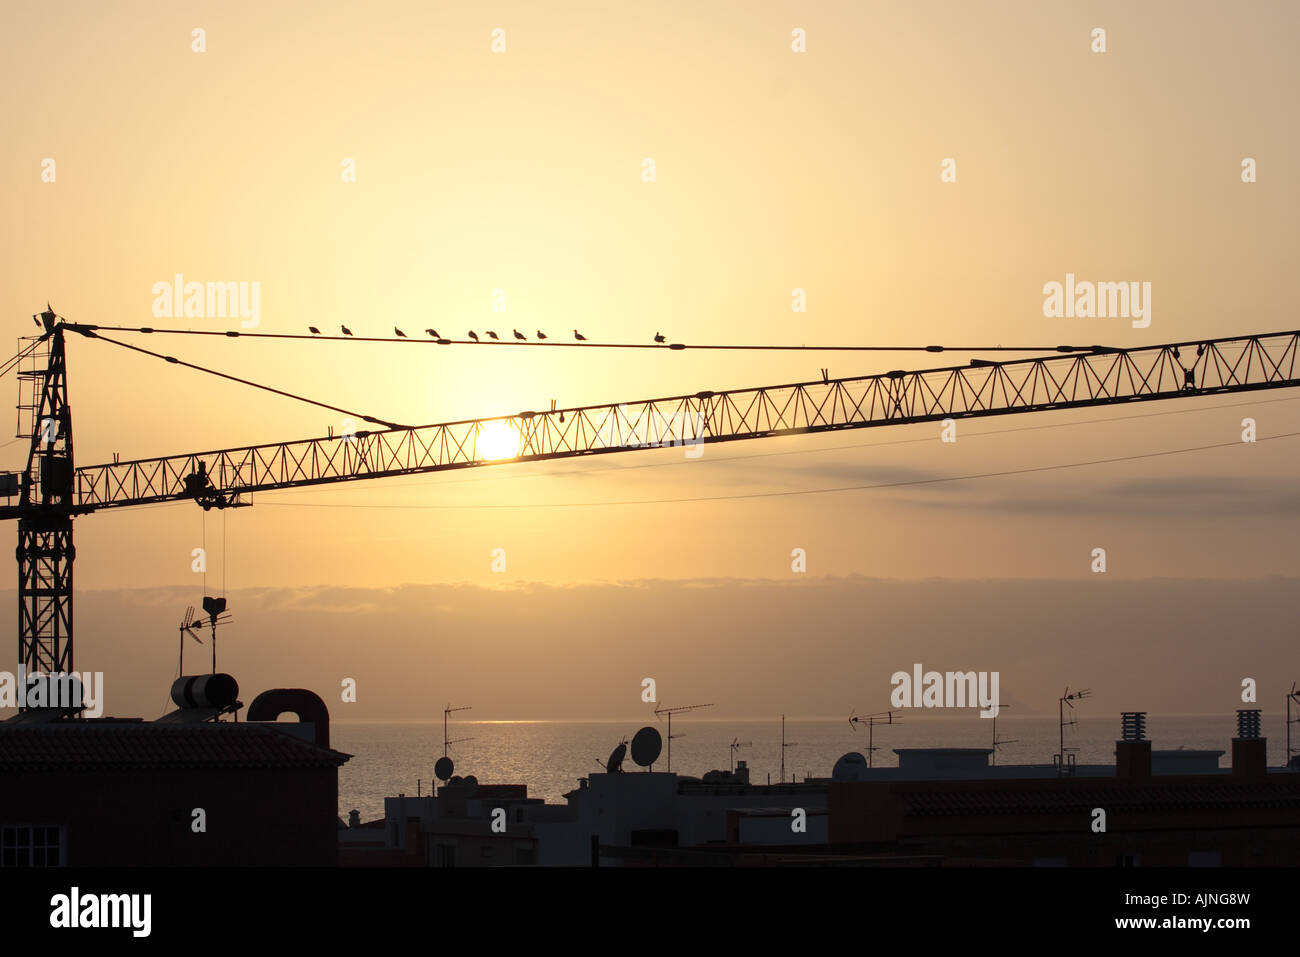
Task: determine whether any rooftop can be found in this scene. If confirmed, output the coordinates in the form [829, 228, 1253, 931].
[0, 721, 351, 771]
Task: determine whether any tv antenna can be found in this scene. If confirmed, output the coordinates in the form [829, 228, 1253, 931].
[1056, 686, 1090, 775]
[780, 714, 800, 783]
[199, 596, 232, 673]
[653, 702, 713, 773]
[729, 737, 752, 773]
[176, 606, 206, 676]
[848, 709, 902, 768]
[443, 704, 473, 757]
[1288, 683, 1300, 768]
[990, 704, 1016, 765]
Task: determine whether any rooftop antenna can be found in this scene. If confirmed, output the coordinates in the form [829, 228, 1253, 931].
[848, 709, 902, 768]
[1056, 686, 1091, 776]
[443, 703, 472, 757]
[1288, 683, 1300, 768]
[780, 714, 800, 783]
[729, 737, 752, 773]
[199, 596, 232, 673]
[653, 702, 713, 773]
[990, 704, 1016, 765]
[176, 606, 205, 675]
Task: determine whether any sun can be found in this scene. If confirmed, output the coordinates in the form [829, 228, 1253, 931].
[477, 420, 520, 461]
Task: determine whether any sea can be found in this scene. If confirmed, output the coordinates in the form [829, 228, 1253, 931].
[333, 713, 1291, 821]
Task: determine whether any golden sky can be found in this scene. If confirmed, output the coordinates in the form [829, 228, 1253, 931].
[1, 1, 1298, 717]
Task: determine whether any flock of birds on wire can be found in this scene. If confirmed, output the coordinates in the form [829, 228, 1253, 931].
[305, 325, 668, 344]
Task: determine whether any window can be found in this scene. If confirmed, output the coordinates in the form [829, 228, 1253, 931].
[2, 826, 63, 867]
[436, 844, 455, 868]
[1115, 854, 1140, 867]
[1188, 851, 1221, 867]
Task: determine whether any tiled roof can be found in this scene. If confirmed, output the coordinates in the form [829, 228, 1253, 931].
[0, 722, 351, 771]
[902, 779, 1300, 817]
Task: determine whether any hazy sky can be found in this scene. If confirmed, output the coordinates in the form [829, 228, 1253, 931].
[1, 1, 1297, 721]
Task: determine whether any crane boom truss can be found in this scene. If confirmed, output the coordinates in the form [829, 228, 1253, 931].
[58, 328, 1300, 513]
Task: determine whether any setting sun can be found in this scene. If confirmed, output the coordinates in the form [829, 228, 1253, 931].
[477, 420, 520, 461]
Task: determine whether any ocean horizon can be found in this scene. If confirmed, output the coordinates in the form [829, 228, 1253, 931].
[333, 712, 1293, 821]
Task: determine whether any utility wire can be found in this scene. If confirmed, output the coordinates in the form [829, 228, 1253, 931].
[256, 430, 1300, 511]
[87, 332, 408, 430]
[75, 324, 1115, 354]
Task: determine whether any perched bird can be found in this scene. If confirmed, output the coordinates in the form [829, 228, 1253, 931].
[486, 331, 500, 340]
[308, 326, 321, 335]
[513, 329, 526, 340]
[394, 327, 407, 338]
[536, 330, 548, 340]
[654, 332, 665, 343]
[574, 329, 587, 341]
[341, 325, 353, 336]
[468, 331, 479, 342]
[425, 329, 440, 338]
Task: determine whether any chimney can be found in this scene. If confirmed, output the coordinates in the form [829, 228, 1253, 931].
[1232, 709, 1267, 778]
[1115, 711, 1151, 779]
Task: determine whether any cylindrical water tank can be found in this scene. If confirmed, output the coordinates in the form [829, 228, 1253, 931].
[170, 673, 239, 709]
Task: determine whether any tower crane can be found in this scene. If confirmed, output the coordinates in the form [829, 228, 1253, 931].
[4, 307, 1300, 701]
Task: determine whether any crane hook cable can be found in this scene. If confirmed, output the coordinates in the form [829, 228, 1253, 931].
[80, 330, 409, 430]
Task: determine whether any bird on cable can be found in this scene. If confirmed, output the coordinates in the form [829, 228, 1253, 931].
[341, 325, 353, 336]
[574, 329, 587, 341]
[486, 331, 500, 340]
[536, 330, 548, 340]
[308, 326, 321, 335]
[654, 332, 665, 343]
[426, 329, 440, 338]
[394, 327, 407, 338]
[468, 331, 480, 342]
[513, 329, 526, 340]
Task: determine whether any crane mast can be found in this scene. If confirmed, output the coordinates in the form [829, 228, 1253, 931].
[5, 315, 1300, 696]
[14, 312, 75, 675]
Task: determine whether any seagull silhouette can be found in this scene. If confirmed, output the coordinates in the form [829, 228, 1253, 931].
[426, 328, 440, 338]
[394, 327, 407, 338]
[468, 331, 479, 342]
[308, 326, 321, 335]
[513, 329, 526, 340]
[486, 331, 500, 340]
[536, 330, 548, 340]
[341, 325, 353, 336]
[654, 332, 665, 343]
[574, 329, 587, 341]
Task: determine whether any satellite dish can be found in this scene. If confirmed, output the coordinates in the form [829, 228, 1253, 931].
[832, 752, 870, 782]
[606, 741, 627, 773]
[463, 774, 478, 796]
[630, 726, 662, 768]
[201, 595, 227, 622]
[434, 756, 454, 781]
